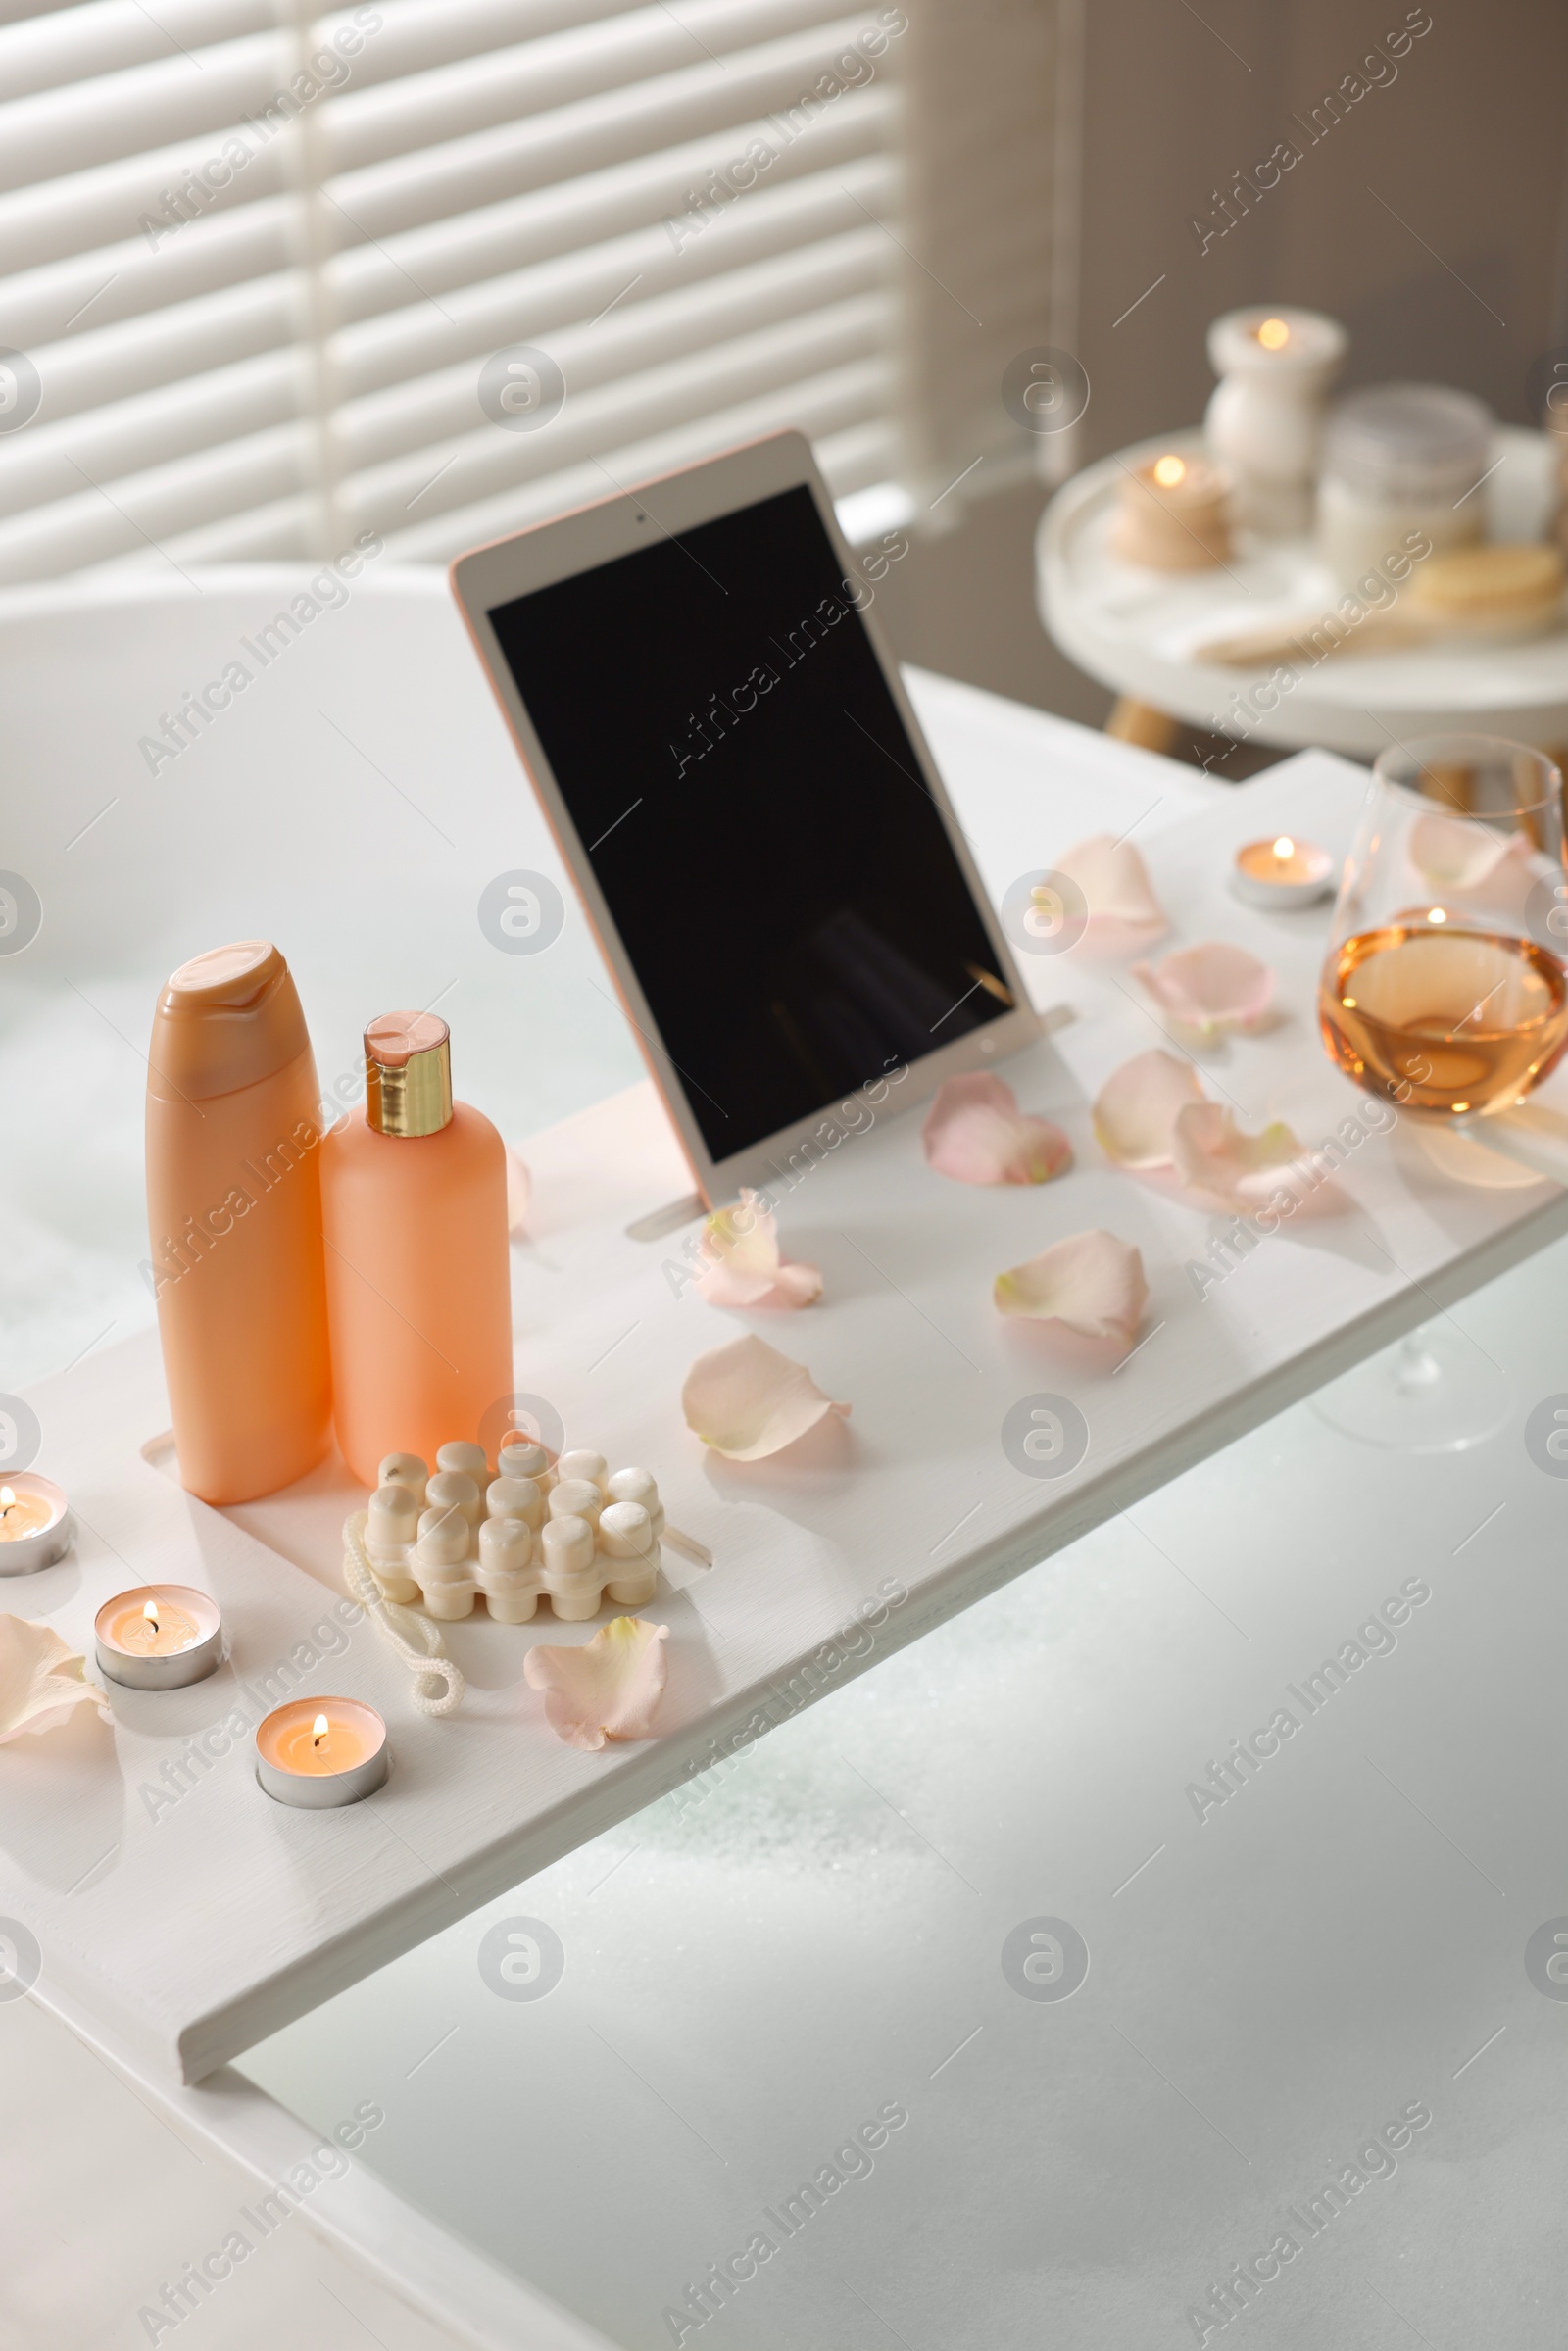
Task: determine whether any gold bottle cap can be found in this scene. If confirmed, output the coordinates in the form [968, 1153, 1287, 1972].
[364, 1011, 453, 1138]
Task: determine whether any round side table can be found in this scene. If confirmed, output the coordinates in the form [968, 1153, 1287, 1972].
[1037, 426, 1568, 760]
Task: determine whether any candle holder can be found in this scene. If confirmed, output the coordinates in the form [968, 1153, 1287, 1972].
[1230, 836, 1336, 910]
[0, 1474, 74, 1576]
[1111, 452, 1233, 571]
[1205, 306, 1348, 538]
[255, 1697, 389, 1808]
[95, 1584, 223, 1689]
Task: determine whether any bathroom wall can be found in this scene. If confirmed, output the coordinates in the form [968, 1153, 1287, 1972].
[875, 0, 1568, 721]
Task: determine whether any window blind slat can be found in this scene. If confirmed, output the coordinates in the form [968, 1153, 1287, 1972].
[326, 24, 893, 241]
[39, 315, 883, 580]
[341, 225, 891, 466]
[0, 417, 308, 579]
[326, 0, 860, 175]
[0, 77, 886, 357]
[0, 271, 888, 572]
[0, 32, 290, 199]
[0, 159, 887, 530]
[378, 351, 890, 560]
[0, 119, 295, 278]
[0, 0, 102, 29]
[0, 0, 269, 101]
[343, 290, 890, 528]
[328, 93, 889, 329]
[0, 342, 299, 530]
[0, 195, 292, 355]
[324, 0, 654, 95]
[88, 343, 890, 575]
[0, 196, 887, 534]
[0, 0, 910, 580]
[335, 160, 891, 404]
[0, 278, 297, 450]
[0, 14, 886, 284]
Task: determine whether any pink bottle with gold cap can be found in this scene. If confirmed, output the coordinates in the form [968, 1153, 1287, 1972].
[145, 941, 332, 1503]
[319, 1012, 513, 1488]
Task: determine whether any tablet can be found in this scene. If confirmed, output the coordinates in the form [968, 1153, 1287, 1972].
[451, 430, 1036, 1205]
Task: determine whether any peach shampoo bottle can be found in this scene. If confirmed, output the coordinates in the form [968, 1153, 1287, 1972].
[145, 941, 332, 1503]
[320, 1012, 513, 1488]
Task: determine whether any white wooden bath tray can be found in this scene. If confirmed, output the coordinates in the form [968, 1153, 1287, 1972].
[9, 744, 1568, 2086]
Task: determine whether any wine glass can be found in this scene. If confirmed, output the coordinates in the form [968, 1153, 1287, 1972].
[1313, 733, 1568, 1450]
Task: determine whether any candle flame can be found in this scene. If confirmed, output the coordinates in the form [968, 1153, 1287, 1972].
[1272, 836, 1295, 860]
[1257, 317, 1290, 349]
[1428, 907, 1447, 924]
[1152, 454, 1186, 488]
[0, 1489, 12, 1512]
[312, 1713, 329, 1746]
[143, 1599, 160, 1631]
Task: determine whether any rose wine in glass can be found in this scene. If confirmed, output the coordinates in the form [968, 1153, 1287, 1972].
[1313, 734, 1568, 1449]
[1321, 921, 1568, 1116]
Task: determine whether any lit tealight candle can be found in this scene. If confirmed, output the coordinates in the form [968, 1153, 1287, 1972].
[95, 1583, 223, 1689]
[0, 1487, 51, 1541]
[0, 1474, 74, 1577]
[1112, 451, 1233, 571]
[255, 1697, 389, 1808]
[1231, 835, 1336, 909]
[0, 1474, 73, 1578]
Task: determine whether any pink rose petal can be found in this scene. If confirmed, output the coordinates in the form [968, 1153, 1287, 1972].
[1133, 942, 1274, 1039]
[505, 1146, 531, 1237]
[1170, 1101, 1305, 1207]
[994, 1228, 1149, 1347]
[0, 1615, 106, 1743]
[922, 1074, 1072, 1186]
[523, 1615, 669, 1750]
[1057, 834, 1167, 938]
[1093, 1050, 1205, 1168]
[696, 1190, 822, 1308]
[764, 1260, 826, 1306]
[1409, 818, 1535, 919]
[682, 1334, 850, 1460]
[1409, 813, 1514, 893]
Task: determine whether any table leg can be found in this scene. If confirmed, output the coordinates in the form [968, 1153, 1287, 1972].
[1106, 697, 1181, 756]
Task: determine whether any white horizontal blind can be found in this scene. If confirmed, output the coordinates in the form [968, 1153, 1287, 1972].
[0, 0, 910, 578]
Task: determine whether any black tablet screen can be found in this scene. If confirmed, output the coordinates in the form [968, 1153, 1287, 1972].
[487, 483, 1011, 1161]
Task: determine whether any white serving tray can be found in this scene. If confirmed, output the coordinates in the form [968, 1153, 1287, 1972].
[10, 742, 1568, 2086]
